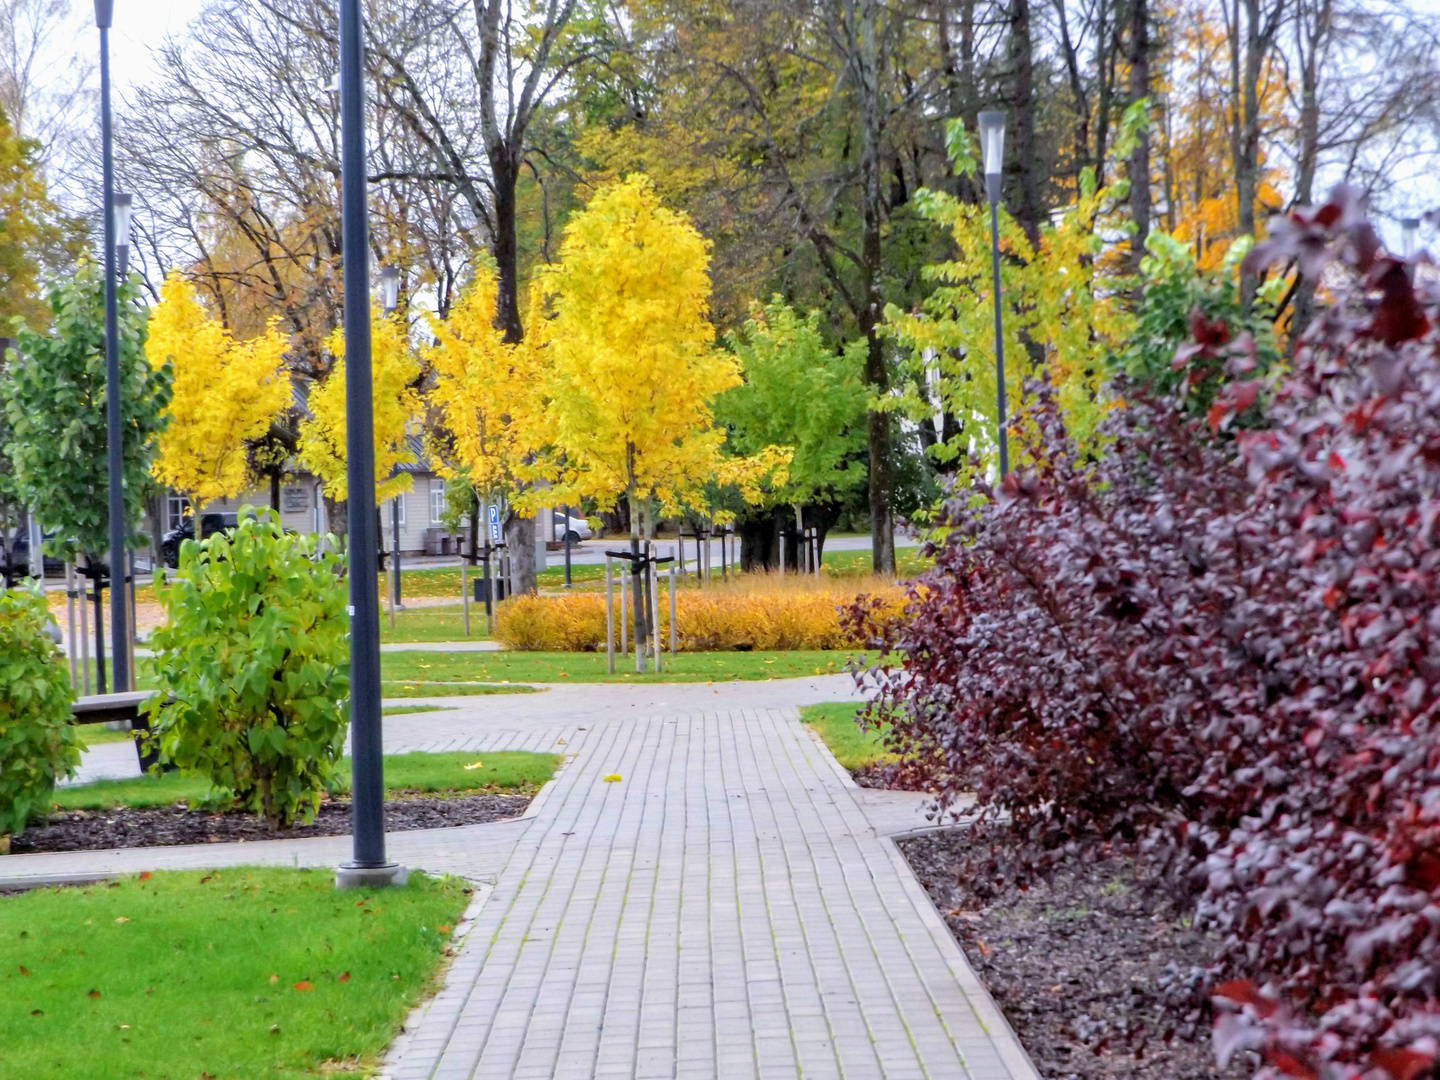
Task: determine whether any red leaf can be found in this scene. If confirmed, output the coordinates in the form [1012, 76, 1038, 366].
[1214, 980, 1278, 1019]
[293, 980, 313, 992]
[1207, 401, 1228, 434]
[1372, 1048, 1435, 1080]
[18, 965, 29, 976]
[337, 971, 351, 983]
[1263, 1047, 1320, 1080]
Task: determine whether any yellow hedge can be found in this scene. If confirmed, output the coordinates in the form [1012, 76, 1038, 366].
[494, 575, 907, 652]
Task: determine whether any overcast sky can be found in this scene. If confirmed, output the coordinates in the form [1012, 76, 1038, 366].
[107, 0, 201, 90]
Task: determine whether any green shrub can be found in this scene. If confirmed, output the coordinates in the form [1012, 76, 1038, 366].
[146, 510, 349, 829]
[0, 585, 77, 839]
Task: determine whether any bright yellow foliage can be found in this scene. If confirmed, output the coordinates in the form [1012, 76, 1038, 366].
[298, 311, 420, 502]
[888, 153, 1135, 476]
[146, 273, 291, 506]
[426, 268, 545, 504]
[537, 174, 742, 520]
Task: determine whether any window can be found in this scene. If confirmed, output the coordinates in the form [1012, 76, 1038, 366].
[167, 492, 191, 531]
[431, 481, 447, 524]
[390, 493, 406, 526]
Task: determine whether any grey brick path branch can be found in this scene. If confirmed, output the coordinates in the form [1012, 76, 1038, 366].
[385, 709, 1035, 1080]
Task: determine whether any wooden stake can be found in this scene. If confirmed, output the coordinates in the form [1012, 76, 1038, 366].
[669, 551, 677, 656]
[606, 556, 615, 674]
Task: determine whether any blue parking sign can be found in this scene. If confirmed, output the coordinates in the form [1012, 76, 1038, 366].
[488, 504, 500, 542]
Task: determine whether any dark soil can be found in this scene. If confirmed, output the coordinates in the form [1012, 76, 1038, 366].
[11, 792, 531, 854]
[899, 828, 1240, 1080]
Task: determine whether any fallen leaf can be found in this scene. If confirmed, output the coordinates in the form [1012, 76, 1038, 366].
[137, 872, 152, 882]
[603, 774, 622, 783]
[293, 981, 313, 993]
[118, 1024, 129, 1030]
[391, 973, 400, 981]
[199, 876, 211, 884]
[88, 989, 101, 999]
[114, 917, 130, 924]
[974, 939, 992, 957]
[268, 974, 279, 984]
[18, 965, 29, 976]
[337, 972, 351, 983]
[462, 761, 485, 771]
[437, 925, 452, 934]
[29, 1009, 42, 1016]
[269, 1024, 280, 1036]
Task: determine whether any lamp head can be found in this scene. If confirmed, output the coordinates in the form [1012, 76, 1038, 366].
[1401, 217, 1421, 259]
[379, 266, 401, 314]
[977, 110, 1006, 202]
[113, 193, 133, 249]
[94, 0, 113, 28]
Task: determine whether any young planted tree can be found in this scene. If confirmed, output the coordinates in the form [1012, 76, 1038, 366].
[426, 267, 546, 592]
[538, 175, 741, 534]
[146, 272, 291, 518]
[716, 298, 867, 568]
[2, 266, 171, 561]
[297, 308, 420, 508]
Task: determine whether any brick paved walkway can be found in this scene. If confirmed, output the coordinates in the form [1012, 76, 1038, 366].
[13, 678, 1033, 1079]
[386, 708, 1033, 1080]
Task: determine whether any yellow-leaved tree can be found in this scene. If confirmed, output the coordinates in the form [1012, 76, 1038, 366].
[537, 174, 742, 537]
[426, 268, 545, 516]
[146, 272, 291, 508]
[298, 310, 420, 503]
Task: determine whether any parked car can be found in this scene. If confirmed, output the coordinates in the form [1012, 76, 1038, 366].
[160, 512, 239, 568]
[552, 511, 593, 542]
[2, 527, 64, 579]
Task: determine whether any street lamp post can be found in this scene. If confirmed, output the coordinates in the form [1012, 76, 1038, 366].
[379, 267, 402, 621]
[978, 109, 1010, 478]
[95, 0, 129, 693]
[335, 0, 405, 890]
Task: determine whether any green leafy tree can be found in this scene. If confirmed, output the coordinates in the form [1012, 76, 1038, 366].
[1, 266, 172, 561]
[0, 584, 77, 841]
[145, 511, 349, 829]
[717, 298, 868, 532]
[1111, 231, 1284, 416]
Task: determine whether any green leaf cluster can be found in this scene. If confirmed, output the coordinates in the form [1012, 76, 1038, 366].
[145, 510, 350, 829]
[1, 265, 172, 559]
[1110, 231, 1284, 414]
[716, 297, 868, 508]
[0, 584, 77, 838]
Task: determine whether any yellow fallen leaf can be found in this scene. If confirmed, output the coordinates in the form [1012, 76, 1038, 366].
[114, 916, 130, 924]
[603, 774, 622, 783]
[462, 761, 485, 771]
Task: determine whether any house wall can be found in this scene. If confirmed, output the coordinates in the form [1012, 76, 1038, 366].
[199, 473, 460, 555]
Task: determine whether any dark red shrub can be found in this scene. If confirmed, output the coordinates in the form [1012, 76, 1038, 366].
[863, 187, 1440, 1077]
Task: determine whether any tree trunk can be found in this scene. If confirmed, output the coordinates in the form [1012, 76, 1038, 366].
[1127, 0, 1152, 270]
[504, 512, 537, 595]
[270, 472, 281, 514]
[490, 150, 524, 344]
[1009, 0, 1043, 244]
[855, 0, 896, 575]
[325, 495, 347, 545]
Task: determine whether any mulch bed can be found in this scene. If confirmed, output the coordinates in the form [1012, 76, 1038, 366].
[899, 828, 1241, 1080]
[11, 792, 531, 854]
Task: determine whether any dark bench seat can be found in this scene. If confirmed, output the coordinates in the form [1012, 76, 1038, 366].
[72, 691, 164, 772]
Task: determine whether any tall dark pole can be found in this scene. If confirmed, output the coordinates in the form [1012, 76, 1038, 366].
[988, 196, 1009, 477]
[335, 0, 403, 889]
[563, 505, 572, 588]
[95, 0, 127, 692]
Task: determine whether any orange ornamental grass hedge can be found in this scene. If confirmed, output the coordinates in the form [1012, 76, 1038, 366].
[494, 574, 907, 653]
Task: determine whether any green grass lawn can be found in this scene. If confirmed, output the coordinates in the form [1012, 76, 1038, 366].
[50, 750, 559, 813]
[381, 703, 459, 716]
[821, 545, 929, 577]
[380, 604, 491, 644]
[381, 681, 541, 698]
[382, 649, 860, 685]
[0, 868, 468, 1079]
[800, 702, 893, 771]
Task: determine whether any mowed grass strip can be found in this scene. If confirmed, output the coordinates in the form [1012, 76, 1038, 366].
[381, 649, 859, 685]
[800, 702, 894, 771]
[0, 868, 469, 1079]
[50, 751, 559, 813]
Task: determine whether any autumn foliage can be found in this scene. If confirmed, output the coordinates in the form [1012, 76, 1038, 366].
[860, 189, 1440, 1077]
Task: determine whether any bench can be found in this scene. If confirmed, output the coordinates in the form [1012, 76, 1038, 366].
[72, 691, 165, 772]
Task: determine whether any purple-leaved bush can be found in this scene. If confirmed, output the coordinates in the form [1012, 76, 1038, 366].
[858, 188, 1440, 1078]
